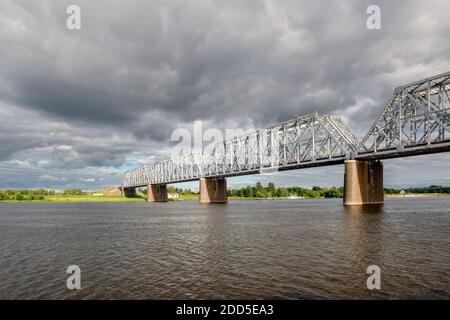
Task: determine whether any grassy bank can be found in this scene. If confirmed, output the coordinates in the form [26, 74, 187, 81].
[2, 191, 450, 203]
[0, 195, 146, 202]
[0, 194, 314, 202]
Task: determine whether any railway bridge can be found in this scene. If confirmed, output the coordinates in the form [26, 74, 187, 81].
[122, 72, 450, 205]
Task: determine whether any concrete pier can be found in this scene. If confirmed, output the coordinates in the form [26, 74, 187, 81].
[122, 187, 137, 197]
[344, 160, 384, 205]
[199, 177, 228, 204]
[147, 184, 168, 202]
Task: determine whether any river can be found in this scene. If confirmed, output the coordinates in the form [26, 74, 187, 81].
[0, 198, 449, 299]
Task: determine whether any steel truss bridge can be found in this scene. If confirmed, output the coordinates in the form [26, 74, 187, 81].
[123, 72, 450, 188]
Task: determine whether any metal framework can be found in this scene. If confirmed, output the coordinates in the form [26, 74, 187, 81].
[123, 113, 359, 187]
[357, 71, 450, 159]
[123, 71, 450, 188]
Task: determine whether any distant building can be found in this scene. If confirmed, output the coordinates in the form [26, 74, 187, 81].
[168, 193, 179, 200]
[399, 189, 412, 196]
[287, 195, 304, 200]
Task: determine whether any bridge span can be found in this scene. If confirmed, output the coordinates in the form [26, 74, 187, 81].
[122, 71, 450, 205]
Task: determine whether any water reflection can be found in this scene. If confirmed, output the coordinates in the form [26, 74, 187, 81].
[342, 204, 386, 297]
[196, 205, 231, 288]
[344, 204, 384, 215]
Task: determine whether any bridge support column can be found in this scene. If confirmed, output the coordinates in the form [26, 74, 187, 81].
[122, 187, 137, 197]
[199, 177, 228, 204]
[344, 160, 384, 205]
[147, 184, 168, 202]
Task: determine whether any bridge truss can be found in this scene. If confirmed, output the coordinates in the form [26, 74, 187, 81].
[357, 72, 450, 159]
[123, 71, 450, 188]
[123, 113, 359, 187]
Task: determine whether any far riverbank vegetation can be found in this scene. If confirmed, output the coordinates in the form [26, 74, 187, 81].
[1, 184, 450, 202]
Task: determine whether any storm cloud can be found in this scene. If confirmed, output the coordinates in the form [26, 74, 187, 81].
[0, 0, 449, 189]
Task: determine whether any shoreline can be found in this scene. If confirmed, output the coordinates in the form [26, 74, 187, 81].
[385, 193, 450, 198]
[1, 193, 450, 203]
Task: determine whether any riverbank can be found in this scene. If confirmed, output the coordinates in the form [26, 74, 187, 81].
[0, 195, 146, 202]
[2, 193, 450, 202]
[385, 193, 450, 198]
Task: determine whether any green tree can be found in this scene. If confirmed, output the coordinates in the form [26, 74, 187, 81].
[323, 188, 342, 198]
[277, 187, 290, 197]
[255, 182, 267, 198]
[15, 193, 24, 201]
[255, 191, 265, 198]
[63, 188, 83, 196]
[267, 182, 276, 196]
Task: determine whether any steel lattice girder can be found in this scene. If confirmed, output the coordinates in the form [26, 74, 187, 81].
[357, 71, 450, 159]
[123, 72, 450, 188]
[122, 113, 359, 188]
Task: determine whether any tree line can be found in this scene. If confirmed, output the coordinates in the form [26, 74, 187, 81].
[227, 182, 343, 199]
[383, 185, 450, 194]
[140, 186, 197, 195]
[0, 188, 84, 201]
[139, 183, 343, 198]
[2, 185, 450, 201]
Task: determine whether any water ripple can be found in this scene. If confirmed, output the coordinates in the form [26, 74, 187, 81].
[0, 198, 449, 299]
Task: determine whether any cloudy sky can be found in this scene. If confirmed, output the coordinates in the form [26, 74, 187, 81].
[0, 0, 449, 190]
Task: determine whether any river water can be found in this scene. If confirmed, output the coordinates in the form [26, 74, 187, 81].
[0, 198, 449, 299]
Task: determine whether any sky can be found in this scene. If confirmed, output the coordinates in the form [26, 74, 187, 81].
[0, 0, 449, 191]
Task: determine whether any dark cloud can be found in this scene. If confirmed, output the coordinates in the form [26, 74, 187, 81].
[0, 0, 449, 188]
